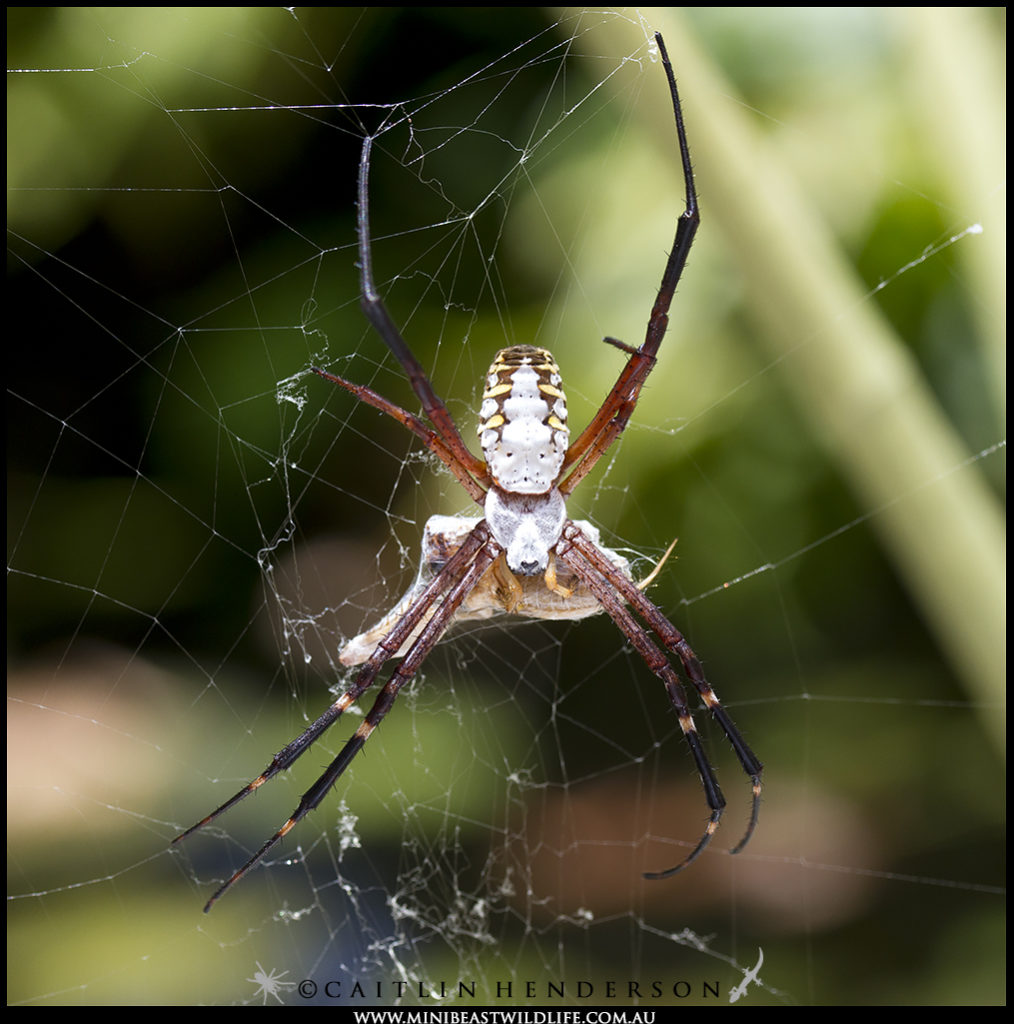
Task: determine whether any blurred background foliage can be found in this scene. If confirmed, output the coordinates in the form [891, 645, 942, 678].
[8, 6, 1004, 1007]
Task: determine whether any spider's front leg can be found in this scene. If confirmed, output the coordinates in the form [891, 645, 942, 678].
[175, 522, 499, 910]
[559, 523, 763, 875]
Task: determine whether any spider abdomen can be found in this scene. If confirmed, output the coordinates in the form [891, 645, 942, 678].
[478, 345, 569, 495]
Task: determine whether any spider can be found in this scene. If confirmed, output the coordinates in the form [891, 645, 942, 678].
[174, 33, 762, 912]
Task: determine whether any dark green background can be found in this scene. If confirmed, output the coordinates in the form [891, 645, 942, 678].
[8, 7, 1004, 1007]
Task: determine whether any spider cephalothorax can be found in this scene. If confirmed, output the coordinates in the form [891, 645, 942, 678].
[175, 33, 762, 912]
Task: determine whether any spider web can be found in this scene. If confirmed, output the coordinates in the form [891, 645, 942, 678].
[7, 7, 1005, 1008]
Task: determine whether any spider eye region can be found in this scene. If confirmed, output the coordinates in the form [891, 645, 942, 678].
[478, 345, 569, 494]
[485, 486, 566, 576]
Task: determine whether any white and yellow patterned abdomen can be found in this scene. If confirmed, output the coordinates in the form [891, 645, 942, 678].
[477, 345, 569, 494]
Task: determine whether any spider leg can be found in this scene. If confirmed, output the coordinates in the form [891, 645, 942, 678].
[561, 33, 699, 496]
[198, 526, 499, 912]
[560, 523, 762, 877]
[354, 134, 489, 485]
[174, 524, 495, 898]
[312, 366, 487, 503]
[568, 528, 763, 854]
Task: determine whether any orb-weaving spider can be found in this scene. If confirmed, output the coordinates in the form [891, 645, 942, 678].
[175, 33, 762, 912]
